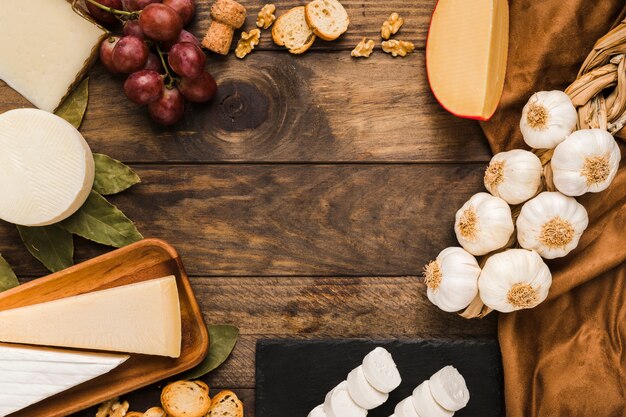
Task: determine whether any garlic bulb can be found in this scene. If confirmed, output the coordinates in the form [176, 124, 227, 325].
[551, 128, 621, 196]
[519, 91, 577, 149]
[484, 149, 543, 205]
[517, 192, 588, 259]
[423, 247, 480, 312]
[478, 249, 552, 313]
[454, 193, 514, 256]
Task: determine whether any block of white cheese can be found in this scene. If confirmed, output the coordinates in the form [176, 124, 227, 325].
[362, 347, 402, 394]
[0, 343, 128, 417]
[393, 397, 419, 417]
[429, 365, 470, 411]
[426, 0, 509, 120]
[0, 0, 107, 112]
[411, 381, 453, 417]
[347, 365, 389, 410]
[0, 276, 182, 358]
[0, 108, 95, 226]
[323, 381, 367, 417]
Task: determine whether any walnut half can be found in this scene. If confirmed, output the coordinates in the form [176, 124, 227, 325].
[235, 28, 261, 59]
[256, 4, 276, 29]
[381, 12, 404, 40]
[382, 39, 414, 57]
[351, 37, 375, 58]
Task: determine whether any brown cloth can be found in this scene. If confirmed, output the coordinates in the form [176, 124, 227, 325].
[479, 1, 626, 416]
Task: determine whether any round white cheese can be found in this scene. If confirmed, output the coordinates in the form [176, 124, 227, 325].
[347, 365, 388, 410]
[323, 381, 367, 417]
[362, 347, 402, 393]
[411, 381, 453, 417]
[0, 108, 94, 226]
[308, 404, 327, 417]
[429, 365, 470, 411]
[394, 397, 420, 417]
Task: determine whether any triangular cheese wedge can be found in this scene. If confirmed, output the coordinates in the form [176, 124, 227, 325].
[0, 276, 181, 358]
[0, 343, 128, 417]
[426, 0, 509, 120]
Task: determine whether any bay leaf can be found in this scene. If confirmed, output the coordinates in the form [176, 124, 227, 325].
[55, 77, 89, 129]
[17, 225, 74, 273]
[0, 254, 18, 293]
[61, 191, 143, 248]
[179, 325, 239, 380]
[93, 153, 141, 195]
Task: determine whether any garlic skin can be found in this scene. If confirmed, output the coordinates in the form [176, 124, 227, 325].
[454, 193, 514, 256]
[423, 247, 480, 313]
[517, 192, 588, 259]
[478, 249, 552, 313]
[484, 150, 543, 205]
[551, 129, 621, 196]
[520, 91, 577, 149]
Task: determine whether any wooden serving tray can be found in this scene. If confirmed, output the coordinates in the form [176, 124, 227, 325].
[0, 239, 209, 417]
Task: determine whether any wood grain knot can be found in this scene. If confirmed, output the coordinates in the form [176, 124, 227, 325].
[215, 81, 269, 131]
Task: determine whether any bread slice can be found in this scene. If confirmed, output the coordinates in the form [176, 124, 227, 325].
[272, 6, 316, 54]
[205, 390, 244, 417]
[305, 0, 349, 41]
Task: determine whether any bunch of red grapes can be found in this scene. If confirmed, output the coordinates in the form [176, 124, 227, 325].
[86, 0, 217, 126]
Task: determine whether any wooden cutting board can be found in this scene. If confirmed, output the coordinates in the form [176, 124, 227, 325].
[256, 339, 504, 417]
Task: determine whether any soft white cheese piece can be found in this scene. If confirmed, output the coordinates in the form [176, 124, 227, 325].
[0, 343, 128, 417]
[0, 109, 95, 226]
[393, 397, 420, 417]
[411, 381, 453, 417]
[362, 347, 402, 393]
[0, 0, 107, 112]
[308, 404, 328, 417]
[429, 365, 470, 411]
[0, 276, 182, 358]
[347, 365, 389, 410]
[323, 381, 367, 417]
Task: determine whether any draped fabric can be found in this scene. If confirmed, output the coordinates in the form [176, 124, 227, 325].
[478, 1, 626, 415]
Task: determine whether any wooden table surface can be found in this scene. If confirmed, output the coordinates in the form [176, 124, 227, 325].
[0, 0, 497, 415]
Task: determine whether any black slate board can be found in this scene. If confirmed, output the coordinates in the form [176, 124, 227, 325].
[256, 339, 504, 417]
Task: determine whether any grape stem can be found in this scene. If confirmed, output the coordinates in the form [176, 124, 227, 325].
[156, 44, 180, 89]
[84, 0, 140, 19]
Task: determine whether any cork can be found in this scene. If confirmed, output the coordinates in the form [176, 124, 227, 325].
[202, 21, 235, 55]
[210, 0, 247, 29]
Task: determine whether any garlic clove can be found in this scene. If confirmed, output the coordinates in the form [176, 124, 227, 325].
[484, 149, 543, 205]
[454, 192, 514, 256]
[551, 128, 621, 196]
[478, 249, 552, 313]
[517, 191, 588, 259]
[424, 247, 480, 312]
[519, 90, 577, 149]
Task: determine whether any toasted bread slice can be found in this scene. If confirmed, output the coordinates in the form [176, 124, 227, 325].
[161, 380, 211, 417]
[305, 0, 349, 41]
[272, 6, 316, 54]
[205, 390, 244, 417]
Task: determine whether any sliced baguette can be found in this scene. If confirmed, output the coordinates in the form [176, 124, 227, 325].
[305, 0, 349, 41]
[205, 390, 244, 417]
[272, 6, 316, 54]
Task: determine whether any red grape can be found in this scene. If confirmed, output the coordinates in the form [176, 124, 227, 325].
[86, 0, 123, 25]
[148, 86, 185, 126]
[139, 4, 183, 42]
[178, 72, 217, 103]
[124, 70, 164, 104]
[168, 42, 205, 79]
[123, 0, 161, 11]
[111, 35, 149, 73]
[162, 0, 195, 25]
[162, 29, 200, 51]
[143, 53, 164, 72]
[123, 20, 144, 39]
[99, 36, 121, 73]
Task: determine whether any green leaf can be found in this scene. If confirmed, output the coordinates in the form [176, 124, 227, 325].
[0, 255, 19, 293]
[93, 154, 141, 195]
[179, 325, 239, 380]
[60, 191, 143, 248]
[17, 225, 74, 273]
[55, 78, 89, 129]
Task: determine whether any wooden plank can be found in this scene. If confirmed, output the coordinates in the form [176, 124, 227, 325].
[0, 164, 485, 277]
[0, 52, 490, 163]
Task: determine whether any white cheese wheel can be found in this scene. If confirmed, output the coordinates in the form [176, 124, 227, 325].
[308, 404, 327, 417]
[362, 347, 402, 393]
[429, 365, 470, 411]
[394, 397, 420, 417]
[347, 365, 389, 410]
[323, 381, 367, 417]
[0, 108, 94, 226]
[411, 381, 454, 417]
